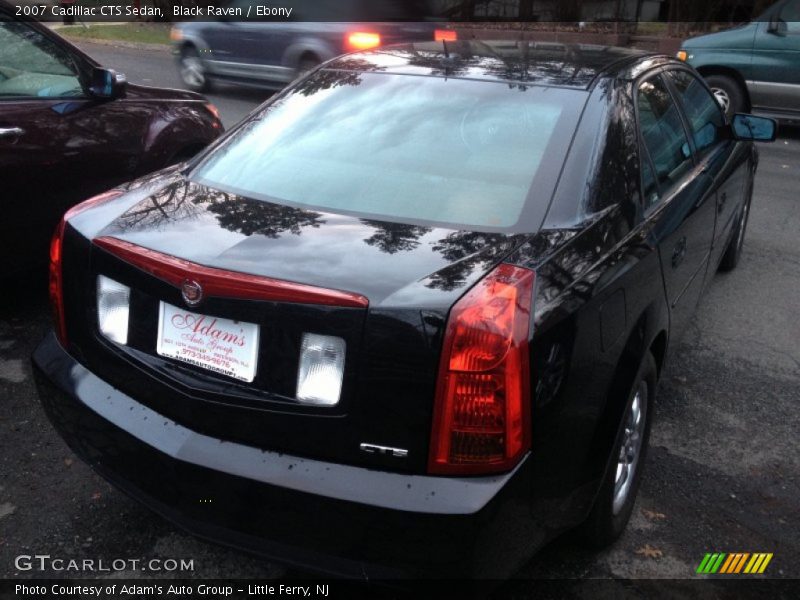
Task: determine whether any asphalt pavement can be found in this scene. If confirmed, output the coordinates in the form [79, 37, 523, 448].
[0, 42, 798, 590]
[72, 41, 271, 128]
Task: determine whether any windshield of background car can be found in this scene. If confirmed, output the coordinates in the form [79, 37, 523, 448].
[191, 71, 587, 232]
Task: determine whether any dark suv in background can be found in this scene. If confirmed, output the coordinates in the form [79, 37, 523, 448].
[678, 0, 800, 120]
[170, 0, 442, 91]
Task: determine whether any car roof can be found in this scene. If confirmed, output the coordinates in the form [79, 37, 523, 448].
[326, 40, 663, 90]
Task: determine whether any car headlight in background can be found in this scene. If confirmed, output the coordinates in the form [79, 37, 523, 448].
[97, 275, 130, 345]
[296, 333, 346, 406]
[676, 50, 689, 61]
[170, 28, 183, 42]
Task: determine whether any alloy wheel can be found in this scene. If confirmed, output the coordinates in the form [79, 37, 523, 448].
[711, 87, 731, 115]
[180, 57, 205, 88]
[612, 380, 648, 515]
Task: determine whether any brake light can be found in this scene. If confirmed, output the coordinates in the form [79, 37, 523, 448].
[435, 29, 457, 42]
[346, 32, 381, 51]
[92, 236, 369, 308]
[49, 190, 123, 346]
[428, 264, 534, 475]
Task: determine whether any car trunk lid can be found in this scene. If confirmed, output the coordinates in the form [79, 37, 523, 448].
[82, 178, 527, 472]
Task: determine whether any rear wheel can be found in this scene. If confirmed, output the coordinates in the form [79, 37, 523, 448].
[583, 352, 656, 548]
[704, 74, 745, 119]
[719, 183, 753, 272]
[179, 46, 210, 93]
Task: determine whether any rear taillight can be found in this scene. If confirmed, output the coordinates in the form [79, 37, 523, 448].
[49, 220, 68, 346]
[428, 263, 534, 475]
[345, 31, 381, 51]
[49, 190, 123, 346]
[435, 29, 457, 42]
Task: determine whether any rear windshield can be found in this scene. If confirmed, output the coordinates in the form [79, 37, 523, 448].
[191, 71, 586, 232]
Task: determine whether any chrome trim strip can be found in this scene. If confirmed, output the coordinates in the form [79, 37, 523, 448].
[359, 443, 409, 458]
[748, 80, 800, 91]
[206, 59, 294, 82]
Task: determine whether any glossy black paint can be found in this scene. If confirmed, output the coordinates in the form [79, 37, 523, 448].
[59, 171, 526, 473]
[33, 332, 535, 578]
[34, 44, 760, 577]
[330, 40, 649, 89]
[0, 7, 223, 276]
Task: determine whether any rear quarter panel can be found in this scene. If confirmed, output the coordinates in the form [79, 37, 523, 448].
[506, 78, 670, 528]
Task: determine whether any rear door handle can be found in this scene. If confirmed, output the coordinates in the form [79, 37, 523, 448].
[0, 126, 24, 139]
[671, 237, 687, 268]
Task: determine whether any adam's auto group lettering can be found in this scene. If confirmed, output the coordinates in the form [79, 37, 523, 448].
[16, 584, 329, 597]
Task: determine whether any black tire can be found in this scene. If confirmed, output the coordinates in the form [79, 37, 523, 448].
[718, 182, 753, 272]
[583, 352, 657, 548]
[179, 46, 211, 93]
[704, 74, 746, 120]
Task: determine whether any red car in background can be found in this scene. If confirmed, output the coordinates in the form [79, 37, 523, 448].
[0, 2, 223, 276]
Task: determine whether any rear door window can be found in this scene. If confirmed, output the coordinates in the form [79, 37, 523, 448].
[636, 74, 693, 210]
[665, 69, 726, 157]
[780, 0, 800, 32]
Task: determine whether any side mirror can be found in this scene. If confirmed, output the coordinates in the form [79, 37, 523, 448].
[731, 114, 777, 142]
[88, 68, 127, 99]
[767, 17, 788, 36]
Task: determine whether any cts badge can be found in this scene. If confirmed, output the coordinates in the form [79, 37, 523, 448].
[181, 279, 203, 306]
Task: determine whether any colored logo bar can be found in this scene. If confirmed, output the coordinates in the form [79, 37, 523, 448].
[697, 553, 773, 574]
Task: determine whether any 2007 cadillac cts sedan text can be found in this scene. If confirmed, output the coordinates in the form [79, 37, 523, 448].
[32, 41, 776, 578]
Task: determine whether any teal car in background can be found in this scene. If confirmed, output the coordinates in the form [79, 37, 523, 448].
[678, 0, 799, 121]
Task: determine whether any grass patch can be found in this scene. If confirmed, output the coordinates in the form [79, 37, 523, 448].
[59, 23, 171, 46]
[635, 22, 670, 35]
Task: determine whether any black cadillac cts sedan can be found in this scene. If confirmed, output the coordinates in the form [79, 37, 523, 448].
[33, 41, 775, 578]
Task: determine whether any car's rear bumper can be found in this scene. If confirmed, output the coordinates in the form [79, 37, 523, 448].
[32, 332, 543, 578]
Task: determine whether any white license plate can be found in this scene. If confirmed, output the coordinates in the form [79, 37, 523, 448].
[156, 302, 260, 382]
